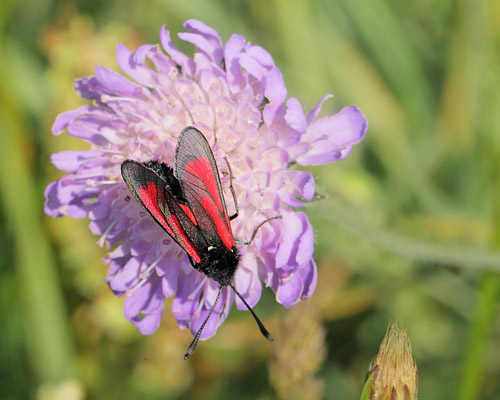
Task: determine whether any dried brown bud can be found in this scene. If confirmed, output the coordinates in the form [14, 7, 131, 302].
[366, 322, 418, 400]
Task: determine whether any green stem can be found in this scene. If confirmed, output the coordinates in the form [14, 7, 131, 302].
[458, 166, 500, 399]
[458, 275, 500, 400]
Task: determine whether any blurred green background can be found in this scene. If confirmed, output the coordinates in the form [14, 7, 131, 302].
[1, 0, 500, 399]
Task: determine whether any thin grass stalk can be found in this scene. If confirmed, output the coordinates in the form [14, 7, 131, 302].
[458, 166, 500, 399]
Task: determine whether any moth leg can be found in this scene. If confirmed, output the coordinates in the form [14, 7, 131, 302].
[187, 255, 196, 268]
[224, 157, 239, 221]
[235, 216, 282, 246]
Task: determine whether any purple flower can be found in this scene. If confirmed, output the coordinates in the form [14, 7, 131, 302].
[45, 20, 367, 339]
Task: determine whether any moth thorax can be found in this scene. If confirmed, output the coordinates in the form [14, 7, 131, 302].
[200, 245, 240, 287]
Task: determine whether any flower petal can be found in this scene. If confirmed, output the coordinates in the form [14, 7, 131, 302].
[285, 97, 307, 133]
[224, 34, 247, 91]
[276, 272, 303, 307]
[52, 106, 93, 135]
[300, 259, 318, 300]
[124, 275, 164, 334]
[160, 25, 195, 77]
[275, 211, 312, 270]
[94, 66, 143, 97]
[181, 19, 223, 64]
[296, 105, 368, 165]
[116, 43, 156, 86]
[50, 150, 107, 172]
[263, 68, 287, 127]
[44, 180, 63, 217]
[307, 93, 333, 124]
[234, 257, 262, 309]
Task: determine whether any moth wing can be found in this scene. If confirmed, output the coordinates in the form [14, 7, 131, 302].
[121, 160, 205, 264]
[174, 126, 234, 250]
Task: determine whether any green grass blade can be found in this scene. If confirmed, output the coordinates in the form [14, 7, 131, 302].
[458, 165, 500, 399]
[0, 59, 74, 384]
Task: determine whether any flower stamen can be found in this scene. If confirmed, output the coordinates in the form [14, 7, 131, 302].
[97, 220, 117, 247]
[126, 254, 164, 296]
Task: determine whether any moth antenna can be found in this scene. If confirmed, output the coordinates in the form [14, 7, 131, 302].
[184, 286, 223, 360]
[230, 284, 274, 342]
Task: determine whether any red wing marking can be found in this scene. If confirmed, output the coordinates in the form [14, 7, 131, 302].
[139, 184, 175, 237]
[167, 215, 202, 264]
[185, 158, 223, 212]
[139, 183, 202, 264]
[200, 196, 233, 249]
[179, 204, 197, 226]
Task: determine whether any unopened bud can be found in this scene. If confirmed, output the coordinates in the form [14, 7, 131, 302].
[361, 322, 418, 400]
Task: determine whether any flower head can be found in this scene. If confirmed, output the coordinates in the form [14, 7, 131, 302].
[45, 20, 367, 339]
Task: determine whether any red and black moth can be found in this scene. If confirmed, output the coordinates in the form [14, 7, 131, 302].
[121, 126, 275, 359]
